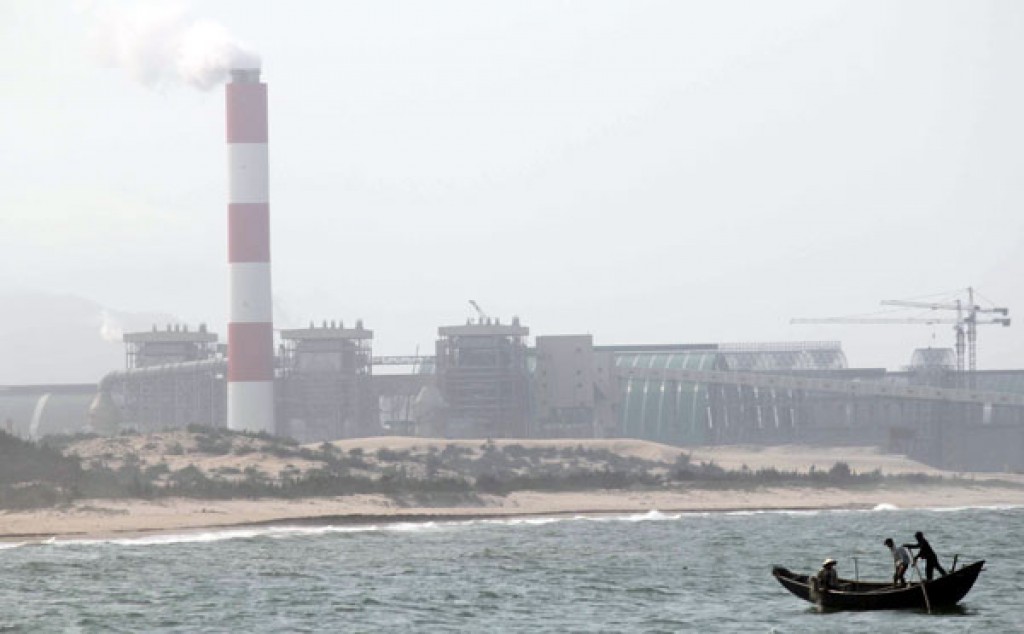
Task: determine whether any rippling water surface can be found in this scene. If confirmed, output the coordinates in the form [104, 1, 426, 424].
[1, 505, 1021, 632]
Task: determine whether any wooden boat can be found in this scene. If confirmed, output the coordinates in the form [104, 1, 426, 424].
[771, 560, 984, 611]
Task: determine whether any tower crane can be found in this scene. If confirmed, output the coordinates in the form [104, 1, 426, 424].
[880, 287, 1009, 375]
[792, 287, 1010, 385]
[790, 315, 1010, 375]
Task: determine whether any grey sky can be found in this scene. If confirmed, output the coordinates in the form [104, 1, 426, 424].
[3, 0, 1023, 381]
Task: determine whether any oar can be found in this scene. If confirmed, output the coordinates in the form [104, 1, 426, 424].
[912, 560, 932, 615]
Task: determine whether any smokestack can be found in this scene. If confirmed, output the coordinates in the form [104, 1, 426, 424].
[226, 66, 274, 433]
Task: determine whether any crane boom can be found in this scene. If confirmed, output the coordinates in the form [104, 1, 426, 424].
[880, 299, 961, 310]
[468, 300, 489, 322]
[790, 317, 957, 325]
[881, 299, 1009, 315]
[793, 287, 1010, 386]
[791, 317, 1009, 326]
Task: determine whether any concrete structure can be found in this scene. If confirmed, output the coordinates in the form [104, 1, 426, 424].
[226, 67, 275, 434]
[123, 324, 218, 369]
[99, 325, 226, 432]
[435, 317, 530, 438]
[278, 321, 376, 442]
[533, 335, 618, 438]
[534, 335, 596, 437]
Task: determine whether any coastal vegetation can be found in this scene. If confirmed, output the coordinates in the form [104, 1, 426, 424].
[0, 427, 1014, 510]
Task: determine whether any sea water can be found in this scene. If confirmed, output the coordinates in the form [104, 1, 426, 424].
[1, 505, 1021, 632]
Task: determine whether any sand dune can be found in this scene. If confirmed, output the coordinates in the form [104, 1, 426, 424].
[3, 439, 1022, 542]
[329, 437, 950, 474]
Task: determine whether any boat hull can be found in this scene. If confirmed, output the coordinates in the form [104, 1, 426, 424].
[771, 560, 984, 611]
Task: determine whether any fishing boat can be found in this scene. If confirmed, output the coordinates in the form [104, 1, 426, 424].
[771, 560, 984, 611]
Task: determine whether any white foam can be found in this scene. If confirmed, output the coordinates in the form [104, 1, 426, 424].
[518, 516, 562, 525]
[919, 503, 1023, 513]
[269, 524, 400, 538]
[19, 503, 1020, 548]
[576, 510, 683, 522]
[681, 508, 823, 518]
[626, 509, 681, 522]
[773, 509, 822, 517]
[478, 516, 561, 526]
[37, 519, 493, 547]
[56, 528, 267, 547]
[386, 521, 439, 532]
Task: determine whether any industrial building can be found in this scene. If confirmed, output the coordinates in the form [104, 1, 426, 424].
[435, 317, 531, 439]
[3, 66, 1022, 474]
[0, 314, 1010, 473]
[277, 321, 375, 442]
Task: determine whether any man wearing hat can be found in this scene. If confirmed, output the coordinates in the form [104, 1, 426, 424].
[816, 558, 839, 591]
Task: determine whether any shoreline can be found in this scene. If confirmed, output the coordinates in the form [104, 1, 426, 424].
[3, 482, 1022, 543]
[0, 505, 872, 543]
[6, 440, 1023, 544]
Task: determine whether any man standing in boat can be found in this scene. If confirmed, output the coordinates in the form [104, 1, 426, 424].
[904, 531, 947, 581]
[884, 538, 912, 586]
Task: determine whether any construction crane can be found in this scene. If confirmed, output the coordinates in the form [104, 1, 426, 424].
[792, 288, 1010, 385]
[880, 287, 1009, 375]
[469, 300, 489, 324]
[790, 315, 1010, 374]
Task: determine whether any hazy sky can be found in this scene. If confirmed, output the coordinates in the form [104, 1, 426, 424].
[3, 0, 1024, 375]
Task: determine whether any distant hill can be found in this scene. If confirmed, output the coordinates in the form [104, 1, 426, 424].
[0, 290, 177, 385]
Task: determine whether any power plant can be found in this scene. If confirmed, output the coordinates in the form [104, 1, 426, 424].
[2, 67, 1024, 474]
[58, 323, 1024, 473]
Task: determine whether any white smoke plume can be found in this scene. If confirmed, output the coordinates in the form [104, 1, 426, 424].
[92, 2, 260, 90]
[97, 309, 124, 343]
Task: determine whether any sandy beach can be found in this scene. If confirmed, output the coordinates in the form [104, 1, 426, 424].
[2, 484, 1023, 542]
[3, 441, 1022, 542]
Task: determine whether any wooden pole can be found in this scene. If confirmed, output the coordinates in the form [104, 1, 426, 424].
[913, 560, 932, 614]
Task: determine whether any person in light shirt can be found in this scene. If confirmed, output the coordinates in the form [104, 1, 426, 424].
[884, 537, 912, 586]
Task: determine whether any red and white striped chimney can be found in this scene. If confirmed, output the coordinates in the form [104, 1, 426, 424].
[226, 67, 275, 433]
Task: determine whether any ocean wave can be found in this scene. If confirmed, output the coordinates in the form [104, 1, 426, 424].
[719, 509, 823, 517]
[15, 503, 1021, 549]
[627, 510, 681, 522]
[386, 521, 439, 532]
[575, 510, 682, 523]
[39, 524, 386, 548]
[477, 516, 562, 527]
[29, 517, 568, 548]
[54, 528, 268, 547]
[919, 503, 1023, 513]
[835, 502, 1021, 514]
[23, 511, 691, 549]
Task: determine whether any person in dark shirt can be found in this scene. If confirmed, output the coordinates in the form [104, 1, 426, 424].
[903, 531, 947, 581]
[815, 558, 840, 591]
